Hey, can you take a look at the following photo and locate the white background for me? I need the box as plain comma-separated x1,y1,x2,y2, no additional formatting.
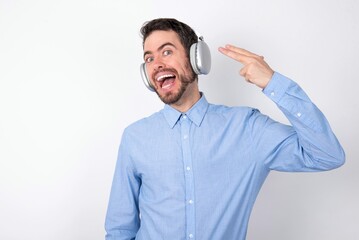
1,0,358,239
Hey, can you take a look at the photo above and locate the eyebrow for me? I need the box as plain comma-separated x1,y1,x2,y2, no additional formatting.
143,42,177,59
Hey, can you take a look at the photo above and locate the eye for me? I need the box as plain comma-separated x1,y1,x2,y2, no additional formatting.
145,56,154,63
163,50,172,56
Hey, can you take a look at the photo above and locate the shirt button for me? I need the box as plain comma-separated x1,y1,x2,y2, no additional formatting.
186,166,191,171
183,115,187,119
183,135,188,140
188,199,193,204
189,234,194,239
296,112,302,117
270,91,275,96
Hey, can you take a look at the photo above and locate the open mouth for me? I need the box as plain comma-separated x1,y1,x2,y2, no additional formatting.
156,73,176,90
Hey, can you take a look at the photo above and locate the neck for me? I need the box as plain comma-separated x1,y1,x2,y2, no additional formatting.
170,83,201,113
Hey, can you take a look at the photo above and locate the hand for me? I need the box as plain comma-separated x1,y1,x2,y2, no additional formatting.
218,44,274,89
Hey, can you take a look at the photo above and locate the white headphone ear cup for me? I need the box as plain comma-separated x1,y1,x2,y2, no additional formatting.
140,63,155,92
190,43,201,75
190,41,211,75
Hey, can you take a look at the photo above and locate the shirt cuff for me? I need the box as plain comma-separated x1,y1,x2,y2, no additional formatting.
262,72,292,104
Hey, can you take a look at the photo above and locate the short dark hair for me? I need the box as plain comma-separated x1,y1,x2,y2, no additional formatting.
140,18,198,58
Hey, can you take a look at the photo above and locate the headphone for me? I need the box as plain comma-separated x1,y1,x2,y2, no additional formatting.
140,36,211,92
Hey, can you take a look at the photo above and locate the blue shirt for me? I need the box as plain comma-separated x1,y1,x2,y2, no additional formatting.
105,72,345,240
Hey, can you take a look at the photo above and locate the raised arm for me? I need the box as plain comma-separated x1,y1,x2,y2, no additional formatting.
218,44,345,171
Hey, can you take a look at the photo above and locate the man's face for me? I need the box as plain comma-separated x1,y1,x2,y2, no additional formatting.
143,30,196,105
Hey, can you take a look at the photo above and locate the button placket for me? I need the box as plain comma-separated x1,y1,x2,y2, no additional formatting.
180,114,196,239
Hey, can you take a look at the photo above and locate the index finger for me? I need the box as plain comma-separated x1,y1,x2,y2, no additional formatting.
224,44,260,58
218,46,253,65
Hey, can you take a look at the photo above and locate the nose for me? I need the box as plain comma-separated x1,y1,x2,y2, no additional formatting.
153,57,165,72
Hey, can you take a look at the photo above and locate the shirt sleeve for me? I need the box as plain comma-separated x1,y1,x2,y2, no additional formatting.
250,72,345,172
105,129,141,240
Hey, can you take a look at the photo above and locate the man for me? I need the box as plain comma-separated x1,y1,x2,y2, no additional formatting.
105,18,345,240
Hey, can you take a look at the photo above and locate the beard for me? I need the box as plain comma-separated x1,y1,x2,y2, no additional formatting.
154,62,196,105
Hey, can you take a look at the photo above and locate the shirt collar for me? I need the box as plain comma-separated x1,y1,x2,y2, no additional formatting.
162,93,209,129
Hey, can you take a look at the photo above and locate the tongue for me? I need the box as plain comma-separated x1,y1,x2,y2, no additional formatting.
162,78,175,89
